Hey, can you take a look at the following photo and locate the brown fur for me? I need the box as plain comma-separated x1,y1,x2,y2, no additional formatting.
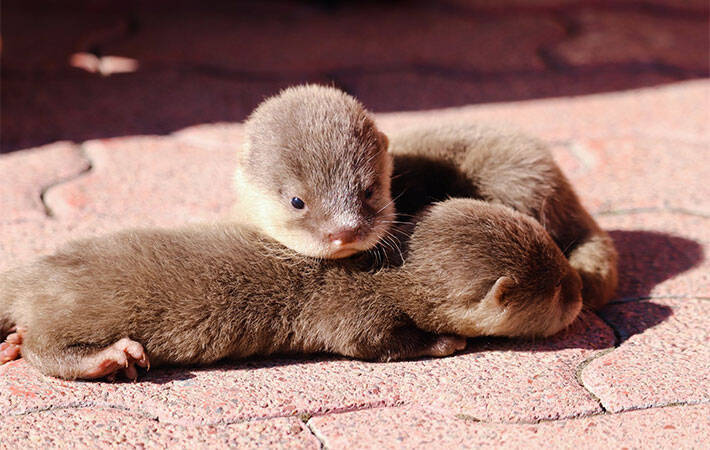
231,86,616,309
0,199,581,380
233,85,395,259
389,124,618,310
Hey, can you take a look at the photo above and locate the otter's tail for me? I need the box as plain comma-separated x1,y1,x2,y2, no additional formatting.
539,171,619,311
566,228,618,311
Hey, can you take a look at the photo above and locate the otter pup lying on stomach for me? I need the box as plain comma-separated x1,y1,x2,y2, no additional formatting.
0,199,581,380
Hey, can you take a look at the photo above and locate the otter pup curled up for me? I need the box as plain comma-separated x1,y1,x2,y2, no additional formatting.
0,199,581,380
232,85,617,310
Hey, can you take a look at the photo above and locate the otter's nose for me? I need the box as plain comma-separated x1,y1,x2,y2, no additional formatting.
328,228,360,246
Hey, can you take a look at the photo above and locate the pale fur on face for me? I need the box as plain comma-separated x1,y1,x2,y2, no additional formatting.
232,85,396,258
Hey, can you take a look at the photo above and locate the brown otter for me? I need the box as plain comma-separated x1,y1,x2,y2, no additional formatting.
231,86,617,310
388,124,618,310
0,199,582,380
232,84,395,259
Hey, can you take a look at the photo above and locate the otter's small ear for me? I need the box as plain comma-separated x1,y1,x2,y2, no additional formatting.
377,131,389,152
481,276,515,306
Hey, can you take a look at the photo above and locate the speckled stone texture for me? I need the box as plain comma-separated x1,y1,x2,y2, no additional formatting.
309,404,710,449
1,0,708,446
0,408,318,449
584,297,710,412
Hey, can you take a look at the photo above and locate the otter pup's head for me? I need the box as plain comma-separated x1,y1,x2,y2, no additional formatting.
407,199,583,338
234,84,394,258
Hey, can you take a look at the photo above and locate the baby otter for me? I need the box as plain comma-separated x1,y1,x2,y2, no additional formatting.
388,124,618,311
233,84,395,259
0,199,582,380
232,86,617,309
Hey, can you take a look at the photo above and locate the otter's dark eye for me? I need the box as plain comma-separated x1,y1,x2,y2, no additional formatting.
364,187,374,200
291,197,305,209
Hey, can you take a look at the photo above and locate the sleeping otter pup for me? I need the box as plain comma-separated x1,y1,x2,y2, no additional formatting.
232,85,616,310
388,124,618,310
0,199,582,380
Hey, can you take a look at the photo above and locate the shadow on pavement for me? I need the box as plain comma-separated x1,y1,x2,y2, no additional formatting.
608,230,704,301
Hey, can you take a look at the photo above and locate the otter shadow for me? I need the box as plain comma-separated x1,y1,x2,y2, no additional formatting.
594,229,704,344
606,229,704,301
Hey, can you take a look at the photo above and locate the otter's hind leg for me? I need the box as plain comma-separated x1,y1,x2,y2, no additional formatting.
0,326,25,364
21,334,150,381
357,325,467,362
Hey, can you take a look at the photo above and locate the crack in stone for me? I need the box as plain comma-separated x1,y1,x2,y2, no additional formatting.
304,418,327,450
575,346,616,414
39,143,94,218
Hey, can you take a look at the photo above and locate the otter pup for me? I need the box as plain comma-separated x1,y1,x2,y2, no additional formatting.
232,85,395,259
0,199,582,380
388,124,618,310
232,86,616,310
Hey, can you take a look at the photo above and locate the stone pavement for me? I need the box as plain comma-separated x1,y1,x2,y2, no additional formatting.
1,0,708,448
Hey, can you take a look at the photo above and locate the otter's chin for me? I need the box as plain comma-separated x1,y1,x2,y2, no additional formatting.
329,247,361,259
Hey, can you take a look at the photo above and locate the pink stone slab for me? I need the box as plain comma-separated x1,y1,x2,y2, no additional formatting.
584,297,710,412
43,135,240,225
0,312,613,426
375,79,709,144
310,403,710,449
0,407,318,449
340,70,678,113
0,142,88,223
548,137,710,214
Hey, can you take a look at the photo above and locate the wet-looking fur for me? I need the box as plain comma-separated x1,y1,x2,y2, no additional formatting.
0,199,581,380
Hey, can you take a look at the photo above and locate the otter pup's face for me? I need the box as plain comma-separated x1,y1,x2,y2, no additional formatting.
234,85,395,258
408,199,583,338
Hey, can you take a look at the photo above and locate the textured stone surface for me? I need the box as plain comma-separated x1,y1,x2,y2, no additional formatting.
0,407,318,449
550,138,710,214
43,135,240,225
310,404,710,449
0,311,612,425
584,297,710,412
0,142,88,223
340,71,679,113
375,80,709,144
